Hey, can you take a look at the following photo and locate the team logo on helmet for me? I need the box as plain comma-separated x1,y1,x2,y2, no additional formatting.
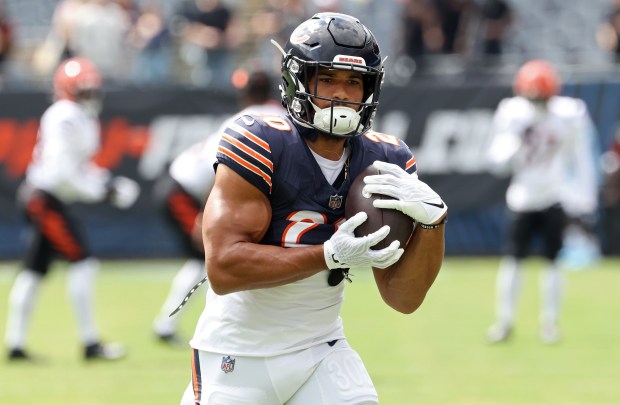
333,55,366,65
221,355,236,373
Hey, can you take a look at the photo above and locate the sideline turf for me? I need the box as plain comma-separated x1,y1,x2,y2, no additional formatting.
0,257,618,405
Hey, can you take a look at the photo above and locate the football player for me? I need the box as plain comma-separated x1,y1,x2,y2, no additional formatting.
151,70,285,346
4,57,140,361
180,13,448,404
486,59,599,344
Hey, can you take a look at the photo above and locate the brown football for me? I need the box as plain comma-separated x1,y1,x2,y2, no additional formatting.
345,164,414,250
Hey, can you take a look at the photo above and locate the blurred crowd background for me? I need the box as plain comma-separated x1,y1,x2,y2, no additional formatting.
1,0,620,90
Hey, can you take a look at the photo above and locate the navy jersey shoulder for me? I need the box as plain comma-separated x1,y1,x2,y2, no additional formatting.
216,112,294,196
216,117,416,248
349,130,417,179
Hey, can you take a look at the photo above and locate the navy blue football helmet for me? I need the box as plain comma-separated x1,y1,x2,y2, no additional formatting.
276,13,384,138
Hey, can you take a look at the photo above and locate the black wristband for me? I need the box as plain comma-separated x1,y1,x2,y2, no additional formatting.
417,216,448,230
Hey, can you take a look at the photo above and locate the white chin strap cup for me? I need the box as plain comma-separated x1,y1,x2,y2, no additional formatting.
79,99,102,116
313,105,361,136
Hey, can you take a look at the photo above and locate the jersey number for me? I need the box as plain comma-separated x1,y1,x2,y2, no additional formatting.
364,131,400,146
282,211,345,247
258,115,292,132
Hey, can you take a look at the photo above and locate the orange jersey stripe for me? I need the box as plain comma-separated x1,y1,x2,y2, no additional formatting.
221,134,274,172
218,145,272,191
229,122,271,152
405,157,416,170
43,211,82,260
27,196,83,260
191,349,201,404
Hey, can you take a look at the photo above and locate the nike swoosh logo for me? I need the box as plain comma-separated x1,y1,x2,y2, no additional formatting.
331,254,341,264
422,201,445,209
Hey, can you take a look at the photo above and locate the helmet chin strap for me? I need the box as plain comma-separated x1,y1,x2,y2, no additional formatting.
310,101,362,136
79,99,102,116
531,100,549,124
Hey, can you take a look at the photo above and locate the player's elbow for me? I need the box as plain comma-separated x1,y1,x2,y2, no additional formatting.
205,270,236,295
397,299,425,315
204,257,239,295
205,277,225,295
205,257,239,295
385,294,426,314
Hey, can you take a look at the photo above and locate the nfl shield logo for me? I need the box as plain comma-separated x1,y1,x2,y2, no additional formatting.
221,355,235,373
328,194,343,210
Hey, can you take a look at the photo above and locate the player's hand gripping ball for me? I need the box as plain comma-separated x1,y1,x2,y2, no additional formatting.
345,164,414,250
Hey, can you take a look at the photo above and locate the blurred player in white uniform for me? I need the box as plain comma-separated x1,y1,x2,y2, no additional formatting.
486,60,599,344
152,71,285,346
4,57,140,361
180,13,448,405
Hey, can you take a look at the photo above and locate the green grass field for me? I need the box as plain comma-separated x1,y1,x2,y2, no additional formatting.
0,257,618,405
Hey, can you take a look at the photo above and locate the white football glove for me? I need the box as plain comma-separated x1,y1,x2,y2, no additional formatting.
363,161,447,225
108,176,140,209
324,212,404,270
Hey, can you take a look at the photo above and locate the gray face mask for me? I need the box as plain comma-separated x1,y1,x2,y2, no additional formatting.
529,98,549,123
79,98,102,116
75,87,102,116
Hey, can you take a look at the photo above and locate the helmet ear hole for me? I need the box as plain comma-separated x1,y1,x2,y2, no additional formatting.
281,70,296,100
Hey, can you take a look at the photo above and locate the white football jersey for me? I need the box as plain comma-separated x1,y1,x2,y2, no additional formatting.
26,100,110,203
169,103,285,202
487,96,598,215
190,271,346,357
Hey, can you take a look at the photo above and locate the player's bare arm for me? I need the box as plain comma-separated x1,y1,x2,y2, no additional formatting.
203,164,326,295
363,161,448,314
372,212,446,314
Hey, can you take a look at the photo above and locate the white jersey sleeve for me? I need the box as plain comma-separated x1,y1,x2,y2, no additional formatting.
486,97,532,176
169,135,219,201
26,100,110,203
553,97,599,216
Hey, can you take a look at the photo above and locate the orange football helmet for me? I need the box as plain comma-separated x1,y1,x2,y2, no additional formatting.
53,57,102,102
513,60,560,101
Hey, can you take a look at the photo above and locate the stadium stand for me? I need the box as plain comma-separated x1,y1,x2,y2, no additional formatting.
0,0,617,90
